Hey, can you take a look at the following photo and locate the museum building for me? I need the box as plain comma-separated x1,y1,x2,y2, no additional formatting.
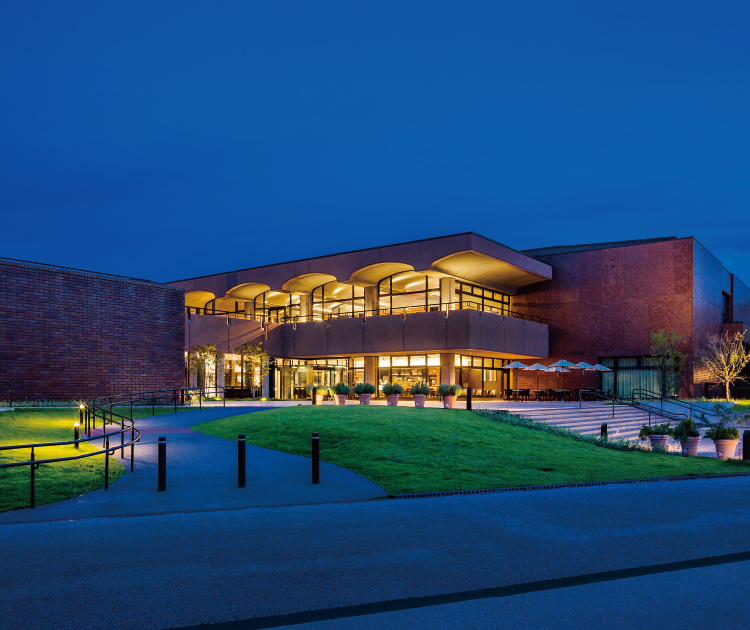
168,233,750,400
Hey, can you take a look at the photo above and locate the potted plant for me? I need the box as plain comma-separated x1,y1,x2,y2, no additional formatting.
333,382,351,406
672,417,701,456
638,423,673,450
353,382,376,405
409,382,430,407
382,383,404,406
702,407,743,459
437,384,463,409
306,384,327,405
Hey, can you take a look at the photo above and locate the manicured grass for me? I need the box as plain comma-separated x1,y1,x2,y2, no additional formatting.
191,406,750,495
0,407,190,512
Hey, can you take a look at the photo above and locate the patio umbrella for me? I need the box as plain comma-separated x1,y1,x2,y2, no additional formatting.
502,361,529,391
546,366,570,389
548,359,578,368
522,363,550,391
590,364,613,394
574,362,598,389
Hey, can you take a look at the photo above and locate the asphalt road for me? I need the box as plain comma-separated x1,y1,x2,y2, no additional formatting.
1,475,749,629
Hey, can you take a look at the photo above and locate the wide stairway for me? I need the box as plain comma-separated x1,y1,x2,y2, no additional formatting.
511,403,659,442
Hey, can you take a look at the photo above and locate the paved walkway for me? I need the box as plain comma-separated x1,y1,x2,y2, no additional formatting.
0,407,386,524
1,476,749,629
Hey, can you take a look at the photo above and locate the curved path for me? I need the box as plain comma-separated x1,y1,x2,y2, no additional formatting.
0,406,387,524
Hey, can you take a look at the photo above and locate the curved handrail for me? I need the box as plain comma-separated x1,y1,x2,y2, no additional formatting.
0,386,223,509
584,389,687,423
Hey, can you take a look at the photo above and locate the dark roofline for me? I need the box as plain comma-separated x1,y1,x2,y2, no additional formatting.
0,255,157,285
521,236,680,258
168,232,538,283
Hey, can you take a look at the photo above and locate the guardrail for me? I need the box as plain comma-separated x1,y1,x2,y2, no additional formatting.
0,386,222,509
631,388,722,419
186,302,547,325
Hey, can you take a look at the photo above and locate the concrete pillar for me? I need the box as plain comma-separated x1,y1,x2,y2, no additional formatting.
440,353,456,385
364,356,378,386
440,277,456,310
364,286,378,314
262,370,270,398
244,300,255,319
299,294,312,319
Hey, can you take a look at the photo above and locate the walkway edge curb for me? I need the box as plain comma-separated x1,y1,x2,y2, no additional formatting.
389,471,750,499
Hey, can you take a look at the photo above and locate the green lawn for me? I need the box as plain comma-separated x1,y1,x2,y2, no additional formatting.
0,407,190,512
191,406,750,495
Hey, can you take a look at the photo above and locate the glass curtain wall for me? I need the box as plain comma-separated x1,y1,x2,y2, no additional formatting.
456,282,511,315
378,273,441,314
378,354,441,396
455,355,510,397
600,357,677,398
253,291,301,323
312,283,365,320
276,358,349,399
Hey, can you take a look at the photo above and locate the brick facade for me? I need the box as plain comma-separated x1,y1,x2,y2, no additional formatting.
0,260,185,401
513,239,697,395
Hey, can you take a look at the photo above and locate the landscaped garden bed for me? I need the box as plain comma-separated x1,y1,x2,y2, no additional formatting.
192,406,750,495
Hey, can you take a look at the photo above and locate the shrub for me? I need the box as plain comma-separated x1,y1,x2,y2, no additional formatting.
382,383,404,395
354,382,376,395
305,384,328,397
333,382,351,395
672,418,700,441
409,382,430,396
705,425,740,441
437,384,463,397
638,423,673,441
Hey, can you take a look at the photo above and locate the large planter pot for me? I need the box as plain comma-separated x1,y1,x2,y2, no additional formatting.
358,393,372,405
713,439,739,459
680,436,701,456
385,394,400,406
312,394,324,405
442,395,456,409
647,434,670,449
336,394,347,406
413,394,426,408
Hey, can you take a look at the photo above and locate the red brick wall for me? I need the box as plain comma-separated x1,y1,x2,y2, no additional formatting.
513,239,696,395
0,260,185,401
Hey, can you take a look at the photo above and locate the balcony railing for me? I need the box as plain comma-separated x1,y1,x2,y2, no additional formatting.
186,301,547,325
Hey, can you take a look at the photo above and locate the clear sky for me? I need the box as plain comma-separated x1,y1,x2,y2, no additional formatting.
1,1,748,283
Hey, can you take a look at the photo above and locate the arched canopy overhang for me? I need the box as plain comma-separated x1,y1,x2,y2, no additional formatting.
430,251,549,294
185,290,215,308
347,262,414,287
225,282,271,301
282,273,337,294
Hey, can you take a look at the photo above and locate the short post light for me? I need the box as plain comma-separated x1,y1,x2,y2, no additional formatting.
79,403,84,429
74,423,80,449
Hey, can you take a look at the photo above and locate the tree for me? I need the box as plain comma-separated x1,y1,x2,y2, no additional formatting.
699,330,750,401
189,342,222,392
649,329,687,397
236,340,270,398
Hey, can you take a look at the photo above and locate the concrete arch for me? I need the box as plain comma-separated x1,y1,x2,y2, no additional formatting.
225,282,271,301
185,290,215,308
348,262,414,287
282,273,337,294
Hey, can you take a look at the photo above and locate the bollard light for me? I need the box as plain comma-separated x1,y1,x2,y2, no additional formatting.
79,403,84,428
74,423,80,448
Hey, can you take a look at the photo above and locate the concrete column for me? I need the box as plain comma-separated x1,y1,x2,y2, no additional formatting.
440,277,456,310
440,353,456,385
262,371,270,398
364,286,378,314
299,294,312,319
244,301,255,319
364,355,378,386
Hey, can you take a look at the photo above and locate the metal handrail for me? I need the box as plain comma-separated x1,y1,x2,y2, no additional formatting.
631,388,722,419
0,386,223,509
186,302,548,325
0,381,12,407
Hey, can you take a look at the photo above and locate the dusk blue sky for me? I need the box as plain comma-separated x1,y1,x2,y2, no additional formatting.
1,1,748,283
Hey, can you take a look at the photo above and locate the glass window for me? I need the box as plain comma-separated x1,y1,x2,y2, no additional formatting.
472,357,482,367
427,354,440,366
353,357,364,368
455,355,461,366
462,356,471,367
391,355,408,367
618,358,637,367
379,356,391,368
410,355,426,366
